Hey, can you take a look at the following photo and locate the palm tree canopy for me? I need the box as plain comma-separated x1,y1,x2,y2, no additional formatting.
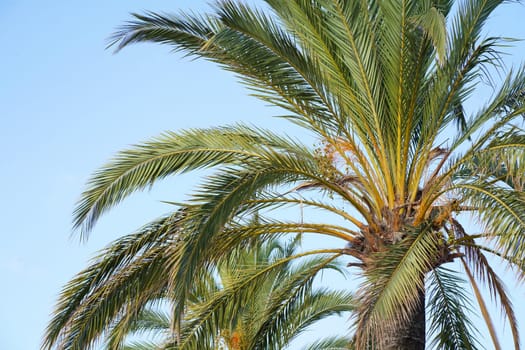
103,236,354,350
45,0,525,349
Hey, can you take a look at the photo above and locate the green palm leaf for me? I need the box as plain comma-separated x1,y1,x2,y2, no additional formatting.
427,267,480,350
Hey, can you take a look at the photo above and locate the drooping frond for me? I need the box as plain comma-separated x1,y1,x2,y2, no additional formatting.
456,180,525,261
73,125,313,236
427,266,480,350
354,223,440,348
43,213,184,350
460,246,520,349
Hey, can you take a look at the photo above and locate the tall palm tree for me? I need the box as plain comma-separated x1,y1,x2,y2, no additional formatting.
102,236,353,350
45,0,525,349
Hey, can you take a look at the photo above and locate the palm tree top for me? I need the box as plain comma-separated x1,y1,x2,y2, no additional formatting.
45,1,525,349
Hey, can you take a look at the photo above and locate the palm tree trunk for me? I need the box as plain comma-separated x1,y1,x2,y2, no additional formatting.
386,287,426,350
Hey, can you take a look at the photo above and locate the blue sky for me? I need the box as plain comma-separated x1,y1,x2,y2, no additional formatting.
1,1,525,349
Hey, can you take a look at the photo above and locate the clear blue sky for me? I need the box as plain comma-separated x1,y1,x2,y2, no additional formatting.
1,1,524,349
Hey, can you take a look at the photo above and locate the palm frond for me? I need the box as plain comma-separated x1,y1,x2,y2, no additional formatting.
43,214,182,350
455,180,525,261
73,124,311,236
106,307,171,350
427,266,480,350
121,340,163,350
177,253,342,349
301,335,354,350
354,224,439,348
260,289,354,350
458,241,520,349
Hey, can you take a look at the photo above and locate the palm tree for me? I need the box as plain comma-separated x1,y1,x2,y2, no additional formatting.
44,211,353,350
102,236,353,350
45,0,525,349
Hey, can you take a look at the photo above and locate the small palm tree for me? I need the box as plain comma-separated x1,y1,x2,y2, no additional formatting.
102,236,353,350
44,211,353,350
45,0,525,349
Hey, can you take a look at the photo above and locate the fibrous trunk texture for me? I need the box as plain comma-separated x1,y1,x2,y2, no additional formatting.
386,287,426,350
